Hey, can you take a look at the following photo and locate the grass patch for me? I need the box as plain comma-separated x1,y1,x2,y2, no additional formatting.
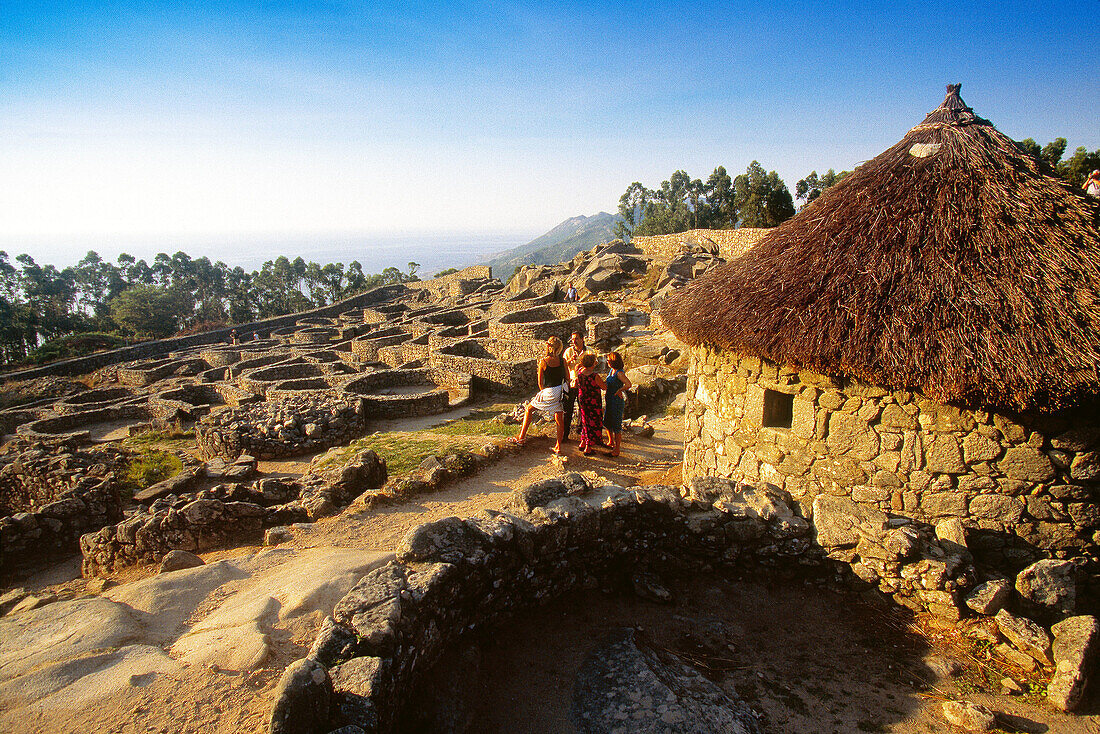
122,425,196,453
426,414,519,438
125,425,195,445
120,449,183,496
316,407,522,477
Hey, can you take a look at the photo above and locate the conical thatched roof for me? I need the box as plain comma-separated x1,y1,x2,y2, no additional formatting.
661,85,1100,414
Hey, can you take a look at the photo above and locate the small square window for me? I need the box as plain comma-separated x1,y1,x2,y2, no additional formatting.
763,389,794,429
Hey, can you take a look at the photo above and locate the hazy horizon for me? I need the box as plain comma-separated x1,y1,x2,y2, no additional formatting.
2,2,1097,266
0,227,550,273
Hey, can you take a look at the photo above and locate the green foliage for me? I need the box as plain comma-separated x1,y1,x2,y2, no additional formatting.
1017,136,1100,187
615,162,794,239
0,245,427,368
315,407,516,477
29,332,126,364
121,449,183,495
109,285,189,339
123,425,195,447
426,413,519,437
733,161,796,228
433,267,460,278
795,168,850,207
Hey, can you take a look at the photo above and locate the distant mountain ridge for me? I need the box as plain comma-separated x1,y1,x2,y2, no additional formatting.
486,212,621,278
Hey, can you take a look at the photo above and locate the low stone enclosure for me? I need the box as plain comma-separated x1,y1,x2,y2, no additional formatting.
1,263,665,573
682,349,1100,581
0,442,127,563
268,474,1097,733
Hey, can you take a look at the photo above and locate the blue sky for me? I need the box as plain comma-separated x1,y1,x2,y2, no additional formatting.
1,1,1097,264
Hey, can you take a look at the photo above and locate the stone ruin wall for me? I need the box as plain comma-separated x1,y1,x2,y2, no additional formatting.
269,473,1004,733
403,265,494,299
631,228,768,264
196,393,369,461
682,345,1100,572
0,283,408,384
1,444,126,566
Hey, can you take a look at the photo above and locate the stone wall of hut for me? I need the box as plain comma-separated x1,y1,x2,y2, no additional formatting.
682,345,1100,570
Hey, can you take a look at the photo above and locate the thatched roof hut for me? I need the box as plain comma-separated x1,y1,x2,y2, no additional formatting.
661,85,1100,414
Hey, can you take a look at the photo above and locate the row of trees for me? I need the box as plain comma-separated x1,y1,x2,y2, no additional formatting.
1016,138,1100,187
0,250,420,366
613,134,1100,242
613,162,850,240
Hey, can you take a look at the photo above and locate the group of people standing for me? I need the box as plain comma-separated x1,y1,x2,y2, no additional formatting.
511,331,632,457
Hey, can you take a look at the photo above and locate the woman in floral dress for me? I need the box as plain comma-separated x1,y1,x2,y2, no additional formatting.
574,351,605,455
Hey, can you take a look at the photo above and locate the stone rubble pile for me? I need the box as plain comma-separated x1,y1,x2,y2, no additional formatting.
196,393,368,461
79,449,387,575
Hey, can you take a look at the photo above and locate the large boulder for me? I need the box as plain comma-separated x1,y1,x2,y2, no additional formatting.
269,658,333,734
812,495,887,549
571,629,762,734
1047,615,1098,712
1015,559,1076,616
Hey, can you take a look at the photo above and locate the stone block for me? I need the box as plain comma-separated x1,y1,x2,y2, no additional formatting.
995,609,1052,665
811,455,867,494
925,434,965,474
962,432,1002,463
997,447,1055,483
921,492,967,518
826,412,879,460
965,579,1011,616
968,495,1023,525
880,404,918,430
812,495,886,548
1070,451,1100,481
1048,615,1099,712
790,396,816,439
270,658,333,734
1015,559,1076,615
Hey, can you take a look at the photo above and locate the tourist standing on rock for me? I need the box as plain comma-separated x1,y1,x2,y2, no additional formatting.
562,331,585,441
574,351,606,455
565,282,578,301
603,351,631,458
510,336,566,454
1086,170,1100,199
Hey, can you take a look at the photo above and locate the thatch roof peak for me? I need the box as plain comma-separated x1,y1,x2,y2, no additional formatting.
660,86,1100,414
918,83,990,127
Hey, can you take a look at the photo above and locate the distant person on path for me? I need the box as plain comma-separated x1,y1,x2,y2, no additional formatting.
510,336,566,454
1086,170,1100,199
561,331,585,440
230,329,238,345
574,351,606,455
565,283,578,302
602,351,632,458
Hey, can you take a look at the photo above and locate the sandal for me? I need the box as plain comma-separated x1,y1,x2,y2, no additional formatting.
508,437,525,446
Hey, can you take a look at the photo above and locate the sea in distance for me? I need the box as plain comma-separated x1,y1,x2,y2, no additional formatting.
2,230,538,279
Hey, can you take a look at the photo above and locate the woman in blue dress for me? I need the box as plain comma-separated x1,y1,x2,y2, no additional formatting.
602,351,632,457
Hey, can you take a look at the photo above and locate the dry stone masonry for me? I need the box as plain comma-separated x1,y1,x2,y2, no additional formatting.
683,348,1100,577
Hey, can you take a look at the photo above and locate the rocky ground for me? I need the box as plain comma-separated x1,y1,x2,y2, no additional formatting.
2,411,1097,733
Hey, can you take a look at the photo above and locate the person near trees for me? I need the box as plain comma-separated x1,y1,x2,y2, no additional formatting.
602,351,632,457
1086,170,1100,199
510,336,566,454
574,351,606,455
561,331,585,440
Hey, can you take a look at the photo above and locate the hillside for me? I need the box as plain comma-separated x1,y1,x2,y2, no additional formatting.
486,212,621,278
